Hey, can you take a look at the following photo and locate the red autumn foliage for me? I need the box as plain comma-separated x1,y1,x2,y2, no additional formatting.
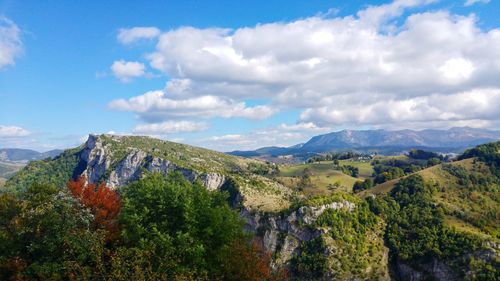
223,238,288,281
68,176,121,240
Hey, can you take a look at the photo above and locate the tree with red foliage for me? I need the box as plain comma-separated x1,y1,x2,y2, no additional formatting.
68,176,121,240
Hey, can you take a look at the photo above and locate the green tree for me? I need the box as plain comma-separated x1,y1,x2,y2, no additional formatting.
119,172,246,279
0,183,108,280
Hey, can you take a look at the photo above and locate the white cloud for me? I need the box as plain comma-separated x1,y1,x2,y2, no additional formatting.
111,0,500,132
464,0,490,7
209,134,243,141
278,122,331,132
109,90,276,121
0,125,31,138
118,27,160,44
133,121,208,134
0,17,22,69
439,57,475,84
111,60,145,82
200,122,329,151
300,88,500,127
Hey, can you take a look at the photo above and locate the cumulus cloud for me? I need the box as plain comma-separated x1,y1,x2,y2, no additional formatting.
111,60,146,82
0,125,31,138
300,88,500,127
109,90,276,121
0,125,37,149
133,120,208,134
0,17,22,69
278,122,331,132
464,0,490,7
118,27,161,44
111,0,500,136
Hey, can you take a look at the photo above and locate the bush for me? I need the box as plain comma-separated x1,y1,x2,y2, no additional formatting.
353,178,373,192
291,238,328,279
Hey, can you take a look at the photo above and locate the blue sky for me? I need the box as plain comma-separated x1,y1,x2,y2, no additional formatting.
1,0,499,151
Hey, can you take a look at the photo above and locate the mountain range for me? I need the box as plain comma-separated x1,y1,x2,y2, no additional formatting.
0,148,63,163
0,148,63,185
229,127,500,159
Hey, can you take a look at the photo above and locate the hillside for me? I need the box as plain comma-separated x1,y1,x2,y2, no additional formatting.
361,158,499,236
5,134,292,212
275,160,373,196
0,161,25,179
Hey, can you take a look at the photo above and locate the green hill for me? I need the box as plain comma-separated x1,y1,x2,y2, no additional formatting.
360,158,499,239
5,134,292,212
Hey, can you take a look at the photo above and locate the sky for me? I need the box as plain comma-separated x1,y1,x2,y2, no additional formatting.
0,0,499,152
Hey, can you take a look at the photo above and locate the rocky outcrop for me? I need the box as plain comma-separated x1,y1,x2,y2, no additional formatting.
107,149,147,188
81,134,111,183
242,200,356,268
199,173,226,191
396,259,460,281
80,135,227,190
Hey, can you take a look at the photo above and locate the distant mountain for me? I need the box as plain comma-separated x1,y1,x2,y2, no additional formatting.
0,148,63,163
229,127,500,159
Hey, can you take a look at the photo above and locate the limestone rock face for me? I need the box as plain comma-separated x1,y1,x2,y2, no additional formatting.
81,134,111,184
107,149,147,188
199,173,226,191
241,200,356,268
397,259,460,281
79,135,226,190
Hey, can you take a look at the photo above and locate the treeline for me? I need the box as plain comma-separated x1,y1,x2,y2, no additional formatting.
371,150,446,184
459,141,500,177
247,162,280,176
0,173,286,281
334,164,359,178
307,151,371,163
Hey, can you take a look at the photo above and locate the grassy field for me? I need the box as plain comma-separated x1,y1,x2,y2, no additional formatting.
277,161,373,196
338,159,373,178
358,158,472,198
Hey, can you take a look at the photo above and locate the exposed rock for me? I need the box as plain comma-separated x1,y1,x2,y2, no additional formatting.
199,173,226,191
297,201,355,225
107,149,147,188
79,136,227,191
397,259,460,281
81,134,111,183
242,200,356,269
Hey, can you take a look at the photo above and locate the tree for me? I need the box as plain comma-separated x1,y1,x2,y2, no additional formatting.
353,178,373,192
0,183,108,280
119,172,249,279
68,176,121,240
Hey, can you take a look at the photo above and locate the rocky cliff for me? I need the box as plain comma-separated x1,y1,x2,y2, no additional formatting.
78,135,227,190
